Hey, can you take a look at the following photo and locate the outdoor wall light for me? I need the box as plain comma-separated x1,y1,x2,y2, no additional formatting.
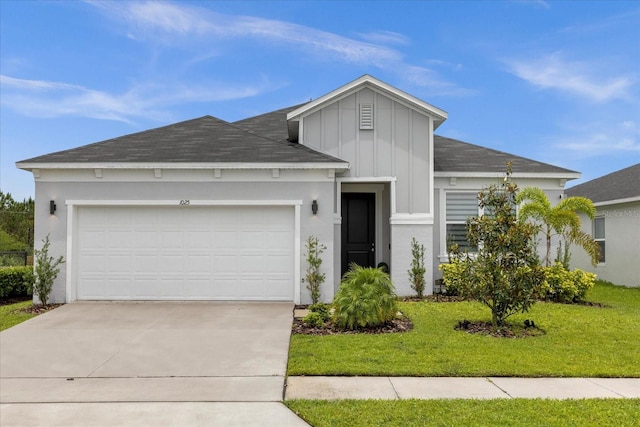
50,200,57,215
312,200,318,215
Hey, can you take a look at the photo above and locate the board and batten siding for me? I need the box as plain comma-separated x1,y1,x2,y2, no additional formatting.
302,88,432,215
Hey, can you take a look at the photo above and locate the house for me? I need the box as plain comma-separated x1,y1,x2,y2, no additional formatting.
565,163,640,287
17,75,579,304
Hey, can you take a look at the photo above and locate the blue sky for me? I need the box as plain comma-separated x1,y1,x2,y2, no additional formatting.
1,0,638,200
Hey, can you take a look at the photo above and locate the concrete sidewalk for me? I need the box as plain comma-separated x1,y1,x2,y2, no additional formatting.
285,376,640,400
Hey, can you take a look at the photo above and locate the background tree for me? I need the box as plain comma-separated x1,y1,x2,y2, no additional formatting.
0,191,34,251
516,187,599,266
447,165,545,327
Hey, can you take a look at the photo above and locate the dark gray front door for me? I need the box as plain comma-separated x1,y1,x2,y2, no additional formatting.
341,193,375,275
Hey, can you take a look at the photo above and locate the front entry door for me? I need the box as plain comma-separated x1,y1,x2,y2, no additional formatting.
341,193,375,275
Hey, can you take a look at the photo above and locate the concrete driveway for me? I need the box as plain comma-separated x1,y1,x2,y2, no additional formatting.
0,302,308,426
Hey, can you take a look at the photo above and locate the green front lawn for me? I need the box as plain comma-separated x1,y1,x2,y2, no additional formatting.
286,398,640,427
0,300,36,331
288,282,640,377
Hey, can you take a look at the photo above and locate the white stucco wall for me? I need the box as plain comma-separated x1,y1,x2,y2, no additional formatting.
32,168,337,303
390,223,434,296
571,201,640,287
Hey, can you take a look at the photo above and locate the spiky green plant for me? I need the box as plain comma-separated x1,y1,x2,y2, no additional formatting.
516,187,599,266
333,265,397,330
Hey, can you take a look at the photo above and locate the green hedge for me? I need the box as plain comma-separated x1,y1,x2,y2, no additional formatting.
0,266,33,299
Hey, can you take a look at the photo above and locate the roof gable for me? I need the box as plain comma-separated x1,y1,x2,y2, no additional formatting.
565,163,640,203
286,75,448,142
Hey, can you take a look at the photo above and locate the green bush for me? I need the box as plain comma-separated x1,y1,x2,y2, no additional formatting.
308,302,331,322
333,265,398,330
33,235,64,305
408,237,426,298
439,261,465,296
542,262,596,303
303,311,326,328
0,266,33,299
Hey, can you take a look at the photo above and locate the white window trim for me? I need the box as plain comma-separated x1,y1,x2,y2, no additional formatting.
593,216,605,265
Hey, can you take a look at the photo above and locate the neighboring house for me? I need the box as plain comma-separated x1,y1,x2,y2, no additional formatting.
17,75,579,304
565,163,640,288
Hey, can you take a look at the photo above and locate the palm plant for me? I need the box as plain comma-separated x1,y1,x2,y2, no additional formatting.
333,265,397,330
516,187,599,266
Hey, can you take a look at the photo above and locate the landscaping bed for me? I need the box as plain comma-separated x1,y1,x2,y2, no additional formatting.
288,282,640,377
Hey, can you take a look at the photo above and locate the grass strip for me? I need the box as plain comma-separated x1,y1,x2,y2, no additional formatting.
286,398,640,427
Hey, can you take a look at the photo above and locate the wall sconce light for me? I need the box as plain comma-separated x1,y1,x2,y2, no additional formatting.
312,200,318,215
50,200,57,215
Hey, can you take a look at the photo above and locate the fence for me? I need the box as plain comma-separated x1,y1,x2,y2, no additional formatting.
0,251,29,267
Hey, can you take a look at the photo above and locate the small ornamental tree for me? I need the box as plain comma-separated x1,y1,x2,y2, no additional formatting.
449,164,545,327
302,235,326,304
408,237,426,298
516,187,599,267
33,235,64,305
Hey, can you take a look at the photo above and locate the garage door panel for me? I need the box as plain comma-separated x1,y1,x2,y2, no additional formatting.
76,205,294,300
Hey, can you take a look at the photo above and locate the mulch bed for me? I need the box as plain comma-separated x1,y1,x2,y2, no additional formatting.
292,316,413,335
17,304,63,314
455,320,545,338
402,294,465,303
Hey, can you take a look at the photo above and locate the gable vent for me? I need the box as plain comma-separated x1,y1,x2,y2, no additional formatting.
359,103,374,130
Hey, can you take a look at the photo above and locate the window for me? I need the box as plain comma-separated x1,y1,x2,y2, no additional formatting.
593,216,605,263
446,192,479,251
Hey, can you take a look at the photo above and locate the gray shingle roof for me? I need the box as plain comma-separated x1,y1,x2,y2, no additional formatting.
565,163,640,203
18,102,577,177
434,135,577,174
19,114,345,164
233,104,305,142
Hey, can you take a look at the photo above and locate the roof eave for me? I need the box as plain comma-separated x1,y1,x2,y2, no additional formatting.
434,171,581,180
16,161,350,172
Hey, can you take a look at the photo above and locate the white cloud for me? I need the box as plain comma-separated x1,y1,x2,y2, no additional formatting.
357,31,411,46
506,52,635,103
510,0,551,9
552,120,640,158
89,1,468,95
0,74,277,123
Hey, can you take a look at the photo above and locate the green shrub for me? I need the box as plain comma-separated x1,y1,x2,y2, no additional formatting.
303,236,326,304
439,261,465,296
33,235,64,305
0,266,33,299
447,165,545,327
303,311,326,328
408,237,426,298
542,262,596,303
308,302,331,322
333,265,398,330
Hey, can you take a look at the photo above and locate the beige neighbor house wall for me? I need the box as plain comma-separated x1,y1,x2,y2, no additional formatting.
571,201,640,288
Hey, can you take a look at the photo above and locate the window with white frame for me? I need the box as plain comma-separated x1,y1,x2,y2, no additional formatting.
446,192,480,252
593,216,605,264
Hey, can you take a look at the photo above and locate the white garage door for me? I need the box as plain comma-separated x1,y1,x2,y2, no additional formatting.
76,205,294,300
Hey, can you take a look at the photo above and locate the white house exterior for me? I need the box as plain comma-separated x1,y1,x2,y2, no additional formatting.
565,163,640,288
17,75,580,304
